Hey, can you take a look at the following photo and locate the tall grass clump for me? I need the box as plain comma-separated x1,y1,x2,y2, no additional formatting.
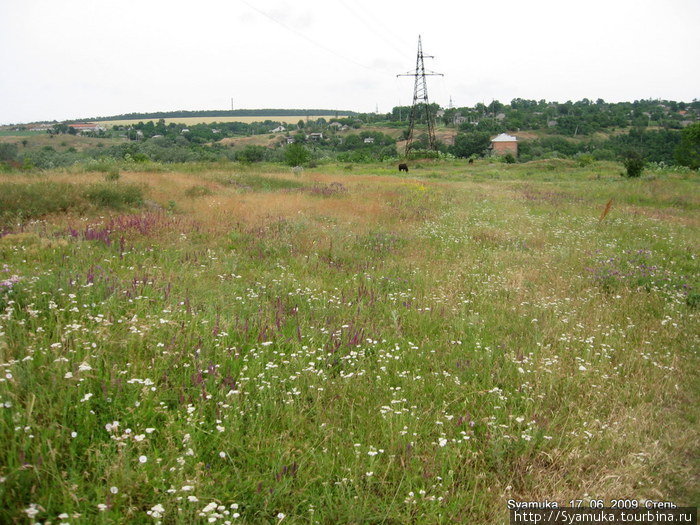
81,182,144,208
0,181,143,226
0,182,82,223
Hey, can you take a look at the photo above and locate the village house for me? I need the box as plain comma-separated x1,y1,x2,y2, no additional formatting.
307,132,323,141
269,125,286,133
453,113,468,125
29,124,53,132
490,133,518,157
68,122,105,133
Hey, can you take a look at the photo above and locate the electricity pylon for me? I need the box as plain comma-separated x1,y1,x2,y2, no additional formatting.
397,35,443,155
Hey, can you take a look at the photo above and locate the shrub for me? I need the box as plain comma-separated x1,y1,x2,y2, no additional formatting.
503,153,516,164
621,151,645,178
236,145,268,163
0,143,18,163
575,153,595,167
284,143,310,167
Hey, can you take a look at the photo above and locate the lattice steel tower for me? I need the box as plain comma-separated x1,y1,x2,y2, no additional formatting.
397,35,443,155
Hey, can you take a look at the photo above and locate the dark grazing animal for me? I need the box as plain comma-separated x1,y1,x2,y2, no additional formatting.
468,158,474,164
398,163,409,173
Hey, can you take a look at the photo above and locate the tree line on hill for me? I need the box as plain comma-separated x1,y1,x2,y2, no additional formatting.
382,98,700,134
1,99,698,171
70,109,356,123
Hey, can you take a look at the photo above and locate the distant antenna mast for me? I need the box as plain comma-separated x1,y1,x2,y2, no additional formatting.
397,35,443,155
231,98,234,111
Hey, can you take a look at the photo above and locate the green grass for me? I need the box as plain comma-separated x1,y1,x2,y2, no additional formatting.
217,173,307,192
0,160,698,523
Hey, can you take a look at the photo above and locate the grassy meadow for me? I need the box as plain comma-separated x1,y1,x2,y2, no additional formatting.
0,160,698,523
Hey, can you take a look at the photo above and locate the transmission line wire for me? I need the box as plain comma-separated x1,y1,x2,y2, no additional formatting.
238,0,385,74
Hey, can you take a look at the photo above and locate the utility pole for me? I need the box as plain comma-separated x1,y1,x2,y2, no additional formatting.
397,35,443,155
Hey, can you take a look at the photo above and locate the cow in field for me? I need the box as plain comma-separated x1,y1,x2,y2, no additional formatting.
398,163,409,173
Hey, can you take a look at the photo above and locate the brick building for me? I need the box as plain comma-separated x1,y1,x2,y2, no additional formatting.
490,133,518,157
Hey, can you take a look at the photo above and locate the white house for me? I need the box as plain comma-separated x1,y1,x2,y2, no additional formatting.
269,125,286,133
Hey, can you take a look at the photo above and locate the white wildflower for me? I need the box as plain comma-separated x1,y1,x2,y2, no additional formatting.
24,504,41,519
202,502,218,513
147,503,165,518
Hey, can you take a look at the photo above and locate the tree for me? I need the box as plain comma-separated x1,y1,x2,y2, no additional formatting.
450,132,491,158
487,100,504,115
284,142,310,166
675,122,700,169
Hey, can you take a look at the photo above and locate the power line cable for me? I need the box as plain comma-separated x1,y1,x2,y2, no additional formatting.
337,0,410,61
346,0,414,57
238,0,383,74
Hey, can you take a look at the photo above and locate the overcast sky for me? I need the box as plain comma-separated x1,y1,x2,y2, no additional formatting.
1,0,698,124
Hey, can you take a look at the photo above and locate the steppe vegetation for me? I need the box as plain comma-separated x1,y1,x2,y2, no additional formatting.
0,159,698,523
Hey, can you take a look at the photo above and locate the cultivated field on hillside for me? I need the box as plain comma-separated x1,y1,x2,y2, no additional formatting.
0,161,698,523
98,116,346,127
